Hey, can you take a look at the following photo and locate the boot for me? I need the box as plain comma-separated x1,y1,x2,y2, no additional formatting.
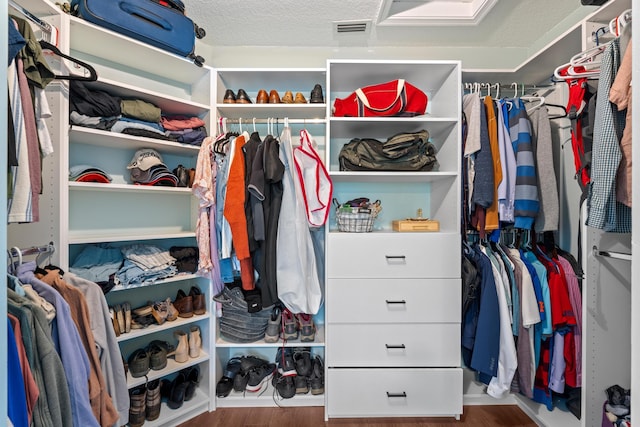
174,330,189,363
189,325,201,358
145,379,161,421
128,385,146,427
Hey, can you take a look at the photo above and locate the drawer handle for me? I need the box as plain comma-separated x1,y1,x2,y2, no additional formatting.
385,255,406,260
386,392,407,398
385,299,407,304
385,344,406,349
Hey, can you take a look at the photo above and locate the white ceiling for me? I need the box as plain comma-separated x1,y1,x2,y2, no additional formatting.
187,0,597,49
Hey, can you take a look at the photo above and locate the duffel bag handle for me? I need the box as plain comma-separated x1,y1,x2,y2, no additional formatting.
354,79,405,112
120,2,173,30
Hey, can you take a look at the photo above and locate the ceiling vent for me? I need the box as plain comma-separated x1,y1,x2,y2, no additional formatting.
333,20,372,36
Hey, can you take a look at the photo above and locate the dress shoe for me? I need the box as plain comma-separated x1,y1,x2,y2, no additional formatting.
223,89,236,104
294,92,307,104
269,89,281,104
173,289,193,318
310,83,324,103
281,90,294,103
236,88,252,104
256,89,268,104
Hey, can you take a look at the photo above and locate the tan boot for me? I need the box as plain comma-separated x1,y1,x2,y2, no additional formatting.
174,330,189,363
189,326,201,358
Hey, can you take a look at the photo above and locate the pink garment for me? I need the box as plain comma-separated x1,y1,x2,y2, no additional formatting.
609,40,632,207
161,115,206,131
9,313,40,424
192,136,216,275
16,56,41,221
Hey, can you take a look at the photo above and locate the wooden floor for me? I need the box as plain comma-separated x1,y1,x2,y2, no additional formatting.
178,405,537,427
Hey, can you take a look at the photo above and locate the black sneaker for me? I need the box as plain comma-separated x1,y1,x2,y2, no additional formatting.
232,370,249,393
272,372,296,399
309,355,324,395
295,375,309,394
293,347,312,377
246,363,276,392
276,347,297,377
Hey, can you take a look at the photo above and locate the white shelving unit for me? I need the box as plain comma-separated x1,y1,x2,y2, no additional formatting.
213,68,327,409
325,59,463,420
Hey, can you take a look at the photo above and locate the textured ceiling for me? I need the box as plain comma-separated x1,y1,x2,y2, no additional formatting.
187,0,594,49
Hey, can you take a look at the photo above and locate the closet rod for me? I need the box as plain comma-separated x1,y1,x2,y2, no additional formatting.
592,246,631,261
8,0,52,33
10,242,55,257
220,118,326,124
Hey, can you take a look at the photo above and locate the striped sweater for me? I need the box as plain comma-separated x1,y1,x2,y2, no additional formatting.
507,99,539,229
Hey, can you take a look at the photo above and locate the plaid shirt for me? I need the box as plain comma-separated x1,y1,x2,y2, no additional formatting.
586,39,632,232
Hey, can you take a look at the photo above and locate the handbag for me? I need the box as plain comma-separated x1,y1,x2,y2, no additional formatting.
293,129,333,227
338,130,439,172
332,79,428,117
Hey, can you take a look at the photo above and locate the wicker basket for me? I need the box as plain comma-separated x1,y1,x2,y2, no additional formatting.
334,199,382,232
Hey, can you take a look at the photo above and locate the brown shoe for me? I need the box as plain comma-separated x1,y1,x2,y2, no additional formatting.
256,89,268,104
269,89,281,104
173,289,193,318
281,90,294,103
188,168,195,188
110,307,121,337
294,92,307,104
189,286,206,315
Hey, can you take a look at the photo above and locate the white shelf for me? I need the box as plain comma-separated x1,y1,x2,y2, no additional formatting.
329,116,458,123
109,273,201,293
69,126,202,154
68,181,192,195
216,381,325,408
127,350,210,388
69,230,196,244
145,388,209,427
217,325,326,348
328,171,458,183
216,103,327,120
68,15,209,86
118,313,210,343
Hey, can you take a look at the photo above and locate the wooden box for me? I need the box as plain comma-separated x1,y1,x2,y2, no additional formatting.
392,219,440,232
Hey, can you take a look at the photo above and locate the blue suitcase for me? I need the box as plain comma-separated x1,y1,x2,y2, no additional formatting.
71,0,205,66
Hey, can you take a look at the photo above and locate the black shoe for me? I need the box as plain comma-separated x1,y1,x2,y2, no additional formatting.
216,357,241,397
295,375,309,394
246,362,276,392
236,88,252,104
276,347,297,377
172,165,189,187
310,84,324,103
309,355,324,395
223,89,236,104
183,365,200,401
293,347,312,377
273,372,296,399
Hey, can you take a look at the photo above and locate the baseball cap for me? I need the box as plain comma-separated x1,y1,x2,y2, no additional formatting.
76,172,111,183
69,164,112,182
127,148,164,171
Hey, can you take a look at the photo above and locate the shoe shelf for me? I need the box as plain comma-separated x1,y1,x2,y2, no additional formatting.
68,230,196,245
216,383,325,409
145,388,209,427
69,126,202,155
216,104,327,120
215,325,326,348
117,313,211,343
127,350,210,389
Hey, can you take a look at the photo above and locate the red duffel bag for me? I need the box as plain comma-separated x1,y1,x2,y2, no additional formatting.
332,79,428,117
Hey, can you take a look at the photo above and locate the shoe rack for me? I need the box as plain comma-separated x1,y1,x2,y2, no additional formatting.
213,68,328,408
324,60,463,420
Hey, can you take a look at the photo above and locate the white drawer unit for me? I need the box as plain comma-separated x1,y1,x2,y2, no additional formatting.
325,60,462,420
327,278,460,323
327,323,460,367
327,368,463,418
326,232,461,279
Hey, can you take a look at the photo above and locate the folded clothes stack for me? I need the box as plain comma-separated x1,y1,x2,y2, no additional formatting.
69,164,112,183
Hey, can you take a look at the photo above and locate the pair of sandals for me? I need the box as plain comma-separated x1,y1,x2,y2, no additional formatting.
128,340,175,378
